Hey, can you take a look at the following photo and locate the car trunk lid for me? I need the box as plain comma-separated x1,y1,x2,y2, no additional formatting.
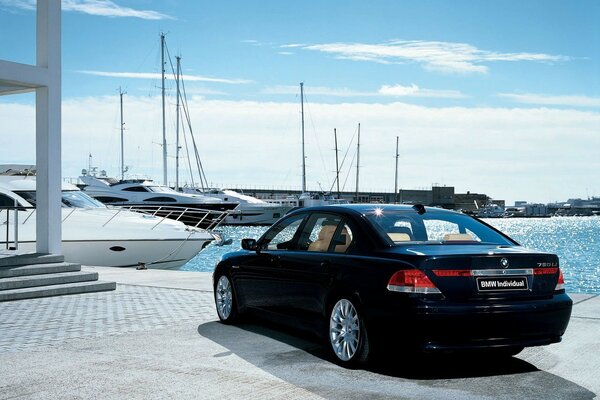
407,245,561,300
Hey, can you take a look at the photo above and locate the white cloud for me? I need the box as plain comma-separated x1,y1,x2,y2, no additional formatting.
299,40,569,74
378,84,466,99
0,0,34,11
2,96,599,205
263,85,371,97
1,0,173,19
77,70,252,84
280,44,306,49
378,84,420,96
263,84,465,99
499,93,600,108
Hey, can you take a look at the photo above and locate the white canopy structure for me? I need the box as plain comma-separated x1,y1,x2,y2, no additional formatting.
0,0,62,254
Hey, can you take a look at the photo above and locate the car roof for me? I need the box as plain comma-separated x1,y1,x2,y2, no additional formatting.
287,203,460,217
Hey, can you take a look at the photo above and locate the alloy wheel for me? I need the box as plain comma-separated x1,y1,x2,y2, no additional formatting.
215,275,233,321
329,298,361,362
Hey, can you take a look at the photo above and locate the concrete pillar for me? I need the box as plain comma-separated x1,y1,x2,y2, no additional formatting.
35,0,61,254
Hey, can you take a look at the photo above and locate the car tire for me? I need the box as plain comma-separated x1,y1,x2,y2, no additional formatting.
499,346,524,357
214,274,238,324
328,297,370,367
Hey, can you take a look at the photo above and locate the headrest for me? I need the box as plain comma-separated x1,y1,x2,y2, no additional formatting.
443,233,475,241
388,233,411,242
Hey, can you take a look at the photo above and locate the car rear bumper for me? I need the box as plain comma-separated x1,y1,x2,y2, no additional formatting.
366,292,573,352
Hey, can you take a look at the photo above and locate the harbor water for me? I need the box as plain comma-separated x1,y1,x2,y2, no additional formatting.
182,216,600,294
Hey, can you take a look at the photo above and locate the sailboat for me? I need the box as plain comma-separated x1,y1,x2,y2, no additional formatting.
78,35,239,229
289,82,350,208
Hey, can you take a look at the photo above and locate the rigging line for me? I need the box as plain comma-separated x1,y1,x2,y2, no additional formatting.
328,126,358,192
341,149,357,192
165,43,207,190
303,91,330,190
180,75,209,189
337,125,358,178
180,117,196,188
181,80,207,189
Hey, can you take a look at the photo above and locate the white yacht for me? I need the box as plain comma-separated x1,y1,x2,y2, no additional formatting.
0,174,215,269
183,188,292,225
78,171,238,229
474,202,508,218
265,192,350,209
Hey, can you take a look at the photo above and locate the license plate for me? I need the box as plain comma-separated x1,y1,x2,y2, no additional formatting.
476,276,528,291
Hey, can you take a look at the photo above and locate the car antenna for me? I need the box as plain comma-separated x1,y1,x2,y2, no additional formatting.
412,204,426,215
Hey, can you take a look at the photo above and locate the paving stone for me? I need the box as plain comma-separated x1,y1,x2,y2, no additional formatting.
0,284,216,352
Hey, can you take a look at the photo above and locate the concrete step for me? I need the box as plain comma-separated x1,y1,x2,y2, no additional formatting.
0,253,64,267
0,280,117,302
0,262,81,278
0,271,99,291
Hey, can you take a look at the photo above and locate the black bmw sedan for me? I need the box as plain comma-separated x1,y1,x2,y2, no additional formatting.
213,204,572,367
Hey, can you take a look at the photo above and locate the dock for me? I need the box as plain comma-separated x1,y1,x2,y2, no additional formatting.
0,266,598,400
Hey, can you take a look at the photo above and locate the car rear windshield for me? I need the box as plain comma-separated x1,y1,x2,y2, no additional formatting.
365,208,514,245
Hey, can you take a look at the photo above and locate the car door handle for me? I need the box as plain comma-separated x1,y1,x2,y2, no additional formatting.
320,260,331,268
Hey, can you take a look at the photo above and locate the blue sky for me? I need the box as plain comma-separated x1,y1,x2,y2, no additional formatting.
1,0,599,204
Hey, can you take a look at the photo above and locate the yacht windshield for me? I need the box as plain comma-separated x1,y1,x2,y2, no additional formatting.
62,191,105,208
147,186,176,194
365,208,514,245
14,190,106,208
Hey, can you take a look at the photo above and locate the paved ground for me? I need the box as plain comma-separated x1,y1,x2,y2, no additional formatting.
0,266,598,400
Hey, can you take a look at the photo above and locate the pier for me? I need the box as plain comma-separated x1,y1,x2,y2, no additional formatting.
0,266,598,399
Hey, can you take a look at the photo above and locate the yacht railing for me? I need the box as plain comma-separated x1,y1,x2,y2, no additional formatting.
1,204,222,249
1,205,31,250
111,205,229,231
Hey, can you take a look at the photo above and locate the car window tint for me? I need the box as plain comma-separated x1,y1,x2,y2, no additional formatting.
423,220,459,241
424,220,481,242
262,214,305,250
366,209,512,245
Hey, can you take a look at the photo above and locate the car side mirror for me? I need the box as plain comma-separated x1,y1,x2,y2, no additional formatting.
241,238,258,251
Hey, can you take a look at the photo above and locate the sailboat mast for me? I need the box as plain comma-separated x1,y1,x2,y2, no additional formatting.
119,87,125,180
300,82,306,193
161,33,167,186
334,128,340,198
394,136,399,203
175,56,181,191
355,122,360,201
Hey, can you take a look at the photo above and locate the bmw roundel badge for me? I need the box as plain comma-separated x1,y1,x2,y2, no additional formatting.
500,258,509,269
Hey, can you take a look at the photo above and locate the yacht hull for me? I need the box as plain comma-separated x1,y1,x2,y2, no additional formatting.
225,205,291,225
14,238,210,269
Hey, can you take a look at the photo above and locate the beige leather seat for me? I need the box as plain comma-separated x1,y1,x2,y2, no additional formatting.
334,227,352,253
308,225,337,252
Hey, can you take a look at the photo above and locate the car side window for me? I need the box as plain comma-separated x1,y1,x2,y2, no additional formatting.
306,216,341,252
261,214,305,250
294,213,353,253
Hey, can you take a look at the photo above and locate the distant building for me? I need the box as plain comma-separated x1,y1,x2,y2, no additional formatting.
524,203,548,217
454,191,490,212
239,185,457,208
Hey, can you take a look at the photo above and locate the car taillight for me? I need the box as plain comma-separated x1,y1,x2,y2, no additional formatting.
387,270,441,294
555,269,565,291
